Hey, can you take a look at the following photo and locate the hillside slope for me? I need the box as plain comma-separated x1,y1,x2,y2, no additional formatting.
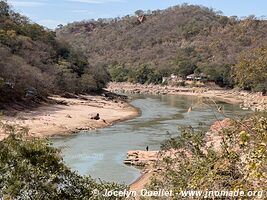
0,1,109,106
57,4,267,87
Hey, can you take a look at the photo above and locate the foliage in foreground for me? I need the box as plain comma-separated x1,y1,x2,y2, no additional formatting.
149,113,267,199
0,124,125,200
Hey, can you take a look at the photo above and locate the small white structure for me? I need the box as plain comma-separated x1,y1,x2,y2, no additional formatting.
186,73,207,81
162,74,184,84
186,74,196,80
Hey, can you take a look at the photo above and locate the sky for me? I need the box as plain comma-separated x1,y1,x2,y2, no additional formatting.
7,0,267,29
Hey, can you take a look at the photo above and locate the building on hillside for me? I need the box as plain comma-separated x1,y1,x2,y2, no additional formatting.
186,73,207,81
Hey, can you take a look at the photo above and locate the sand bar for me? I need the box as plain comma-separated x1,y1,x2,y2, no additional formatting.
0,95,139,140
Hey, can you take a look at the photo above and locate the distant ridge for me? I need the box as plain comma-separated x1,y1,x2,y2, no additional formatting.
57,4,267,71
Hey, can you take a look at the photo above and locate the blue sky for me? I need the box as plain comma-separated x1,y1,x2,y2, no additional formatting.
8,0,267,29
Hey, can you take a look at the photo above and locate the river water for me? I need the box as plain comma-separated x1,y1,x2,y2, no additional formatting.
52,94,249,185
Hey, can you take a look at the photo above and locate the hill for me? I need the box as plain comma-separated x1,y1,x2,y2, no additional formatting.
0,0,110,106
57,4,267,88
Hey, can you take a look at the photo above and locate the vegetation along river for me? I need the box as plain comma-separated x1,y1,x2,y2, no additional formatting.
52,94,250,185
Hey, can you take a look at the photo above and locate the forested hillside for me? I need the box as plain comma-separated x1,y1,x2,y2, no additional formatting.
0,0,110,105
57,4,267,89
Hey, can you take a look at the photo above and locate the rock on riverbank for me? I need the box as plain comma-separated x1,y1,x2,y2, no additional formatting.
124,150,160,166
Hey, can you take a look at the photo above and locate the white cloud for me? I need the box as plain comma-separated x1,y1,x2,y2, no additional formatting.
9,1,46,7
69,0,126,4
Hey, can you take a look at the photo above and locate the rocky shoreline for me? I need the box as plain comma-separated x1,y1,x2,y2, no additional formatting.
124,150,160,166
127,118,236,191
108,82,267,111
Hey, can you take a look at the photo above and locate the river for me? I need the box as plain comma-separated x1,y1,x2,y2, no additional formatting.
52,94,249,185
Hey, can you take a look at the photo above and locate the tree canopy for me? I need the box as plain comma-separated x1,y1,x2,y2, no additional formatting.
0,0,110,106
233,47,267,92
149,113,267,199
0,123,124,199
57,4,267,88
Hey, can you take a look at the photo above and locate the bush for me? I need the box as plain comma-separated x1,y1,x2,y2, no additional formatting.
149,113,267,199
0,123,125,199
109,65,129,82
0,1,110,104
233,48,267,91
80,73,98,92
253,82,267,93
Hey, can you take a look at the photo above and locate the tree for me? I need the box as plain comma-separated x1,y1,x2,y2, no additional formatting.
134,65,156,84
80,73,97,92
202,64,233,87
0,0,9,17
149,113,267,199
0,1,111,105
135,10,144,16
176,60,197,78
0,123,125,199
233,48,267,91
109,65,129,82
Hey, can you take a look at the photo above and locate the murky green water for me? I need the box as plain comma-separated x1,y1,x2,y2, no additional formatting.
52,94,249,185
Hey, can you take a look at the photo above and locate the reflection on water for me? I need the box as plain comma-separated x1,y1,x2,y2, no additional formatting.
52,94,250,185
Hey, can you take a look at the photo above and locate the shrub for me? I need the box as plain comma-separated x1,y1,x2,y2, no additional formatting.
233,48,267,92
0,123,125,199
149,113,267,199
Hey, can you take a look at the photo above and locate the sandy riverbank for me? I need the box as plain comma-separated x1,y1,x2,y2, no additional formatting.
0,94,139,140
108,82,267,111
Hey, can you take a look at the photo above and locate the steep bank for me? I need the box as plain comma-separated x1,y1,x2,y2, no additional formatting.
108,82,267,111
0,95,139,140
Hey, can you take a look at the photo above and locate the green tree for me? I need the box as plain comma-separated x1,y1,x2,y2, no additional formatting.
233,48,267,91
0,123,125,199
134,65,157,84
149,113,267,199
175,60,197,78
202,64,233,87
109,65,129,82
135,10,144,16
0,0,9,17
80,73,98,92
